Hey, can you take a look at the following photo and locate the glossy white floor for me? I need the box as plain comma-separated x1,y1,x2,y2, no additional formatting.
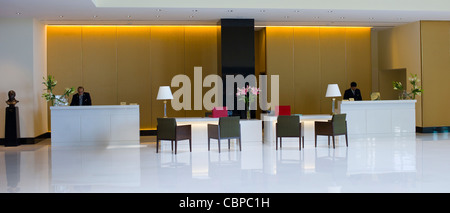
0,132,449,193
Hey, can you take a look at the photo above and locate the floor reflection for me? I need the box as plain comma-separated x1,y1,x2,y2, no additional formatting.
1,133,450,192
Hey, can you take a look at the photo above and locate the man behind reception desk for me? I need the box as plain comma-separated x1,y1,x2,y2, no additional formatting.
343,82,362,101
70,86,92,106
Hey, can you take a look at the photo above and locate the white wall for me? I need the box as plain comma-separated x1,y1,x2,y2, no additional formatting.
0,18,48,138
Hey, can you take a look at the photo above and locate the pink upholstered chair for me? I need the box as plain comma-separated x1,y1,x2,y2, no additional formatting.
212,107,228,118
275,105,291,116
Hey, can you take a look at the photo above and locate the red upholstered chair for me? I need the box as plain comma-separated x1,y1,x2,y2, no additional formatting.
212,107,228,118
275,105,291,116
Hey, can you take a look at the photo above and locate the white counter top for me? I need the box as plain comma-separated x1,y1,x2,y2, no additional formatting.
50,105,139,110
339,100,416,105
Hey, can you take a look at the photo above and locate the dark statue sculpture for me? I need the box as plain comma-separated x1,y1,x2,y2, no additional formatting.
6,90,19,108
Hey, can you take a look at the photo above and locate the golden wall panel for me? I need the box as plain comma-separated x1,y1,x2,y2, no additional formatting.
420,21,450,127
47,26,83,95
117,27,152,129
293,27,321,114
319,28,347,114
377,22,422,126
48,26,219,130
266,27,371,115
150,27,186,128
184,27,218,118
266,27,295,110
81,26,118,105
345,28,372,101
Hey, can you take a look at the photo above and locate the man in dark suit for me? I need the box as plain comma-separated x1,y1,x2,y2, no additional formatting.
343,82,362,101
70,86,92,106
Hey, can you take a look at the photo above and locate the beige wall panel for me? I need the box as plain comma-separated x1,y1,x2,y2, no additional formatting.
47,26,82,95
81,27,118,105
379,69,406,100
293,27,321,114
345,28,372,100
47,26,82,130
421,21,450,127
377,22,422,126
266,27,295,110
117,27,152,129
184,27,218,117
319,28,347,114
150,27,186,128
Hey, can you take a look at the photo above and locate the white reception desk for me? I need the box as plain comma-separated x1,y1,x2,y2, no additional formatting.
50,105,140,146
337,100,416,134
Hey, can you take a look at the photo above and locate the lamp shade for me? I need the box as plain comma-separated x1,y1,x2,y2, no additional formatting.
156,86,173,100
325,84,341,97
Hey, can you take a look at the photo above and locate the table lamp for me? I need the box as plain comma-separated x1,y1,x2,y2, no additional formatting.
157,86,173,118
325,84,341,114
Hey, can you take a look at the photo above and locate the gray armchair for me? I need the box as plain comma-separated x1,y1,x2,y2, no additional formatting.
314,114,348,149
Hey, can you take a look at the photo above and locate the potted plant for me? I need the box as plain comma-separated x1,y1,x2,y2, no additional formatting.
392,74,423,100
42,75,75,106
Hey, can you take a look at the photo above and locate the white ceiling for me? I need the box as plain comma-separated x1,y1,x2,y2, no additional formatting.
1,0,450,28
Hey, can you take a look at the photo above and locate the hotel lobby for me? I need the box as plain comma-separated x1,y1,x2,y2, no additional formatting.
1,0,450,194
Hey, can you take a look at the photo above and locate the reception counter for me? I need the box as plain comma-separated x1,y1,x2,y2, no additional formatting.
50,105,140,146
337,100,416,134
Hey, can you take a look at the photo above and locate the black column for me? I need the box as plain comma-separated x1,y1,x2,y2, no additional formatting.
219,19,255,118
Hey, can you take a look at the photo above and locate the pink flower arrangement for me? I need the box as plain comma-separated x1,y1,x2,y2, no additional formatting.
236,85,261,105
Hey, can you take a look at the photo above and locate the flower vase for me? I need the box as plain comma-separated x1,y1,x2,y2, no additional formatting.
246,110,251,120
399,90,409,100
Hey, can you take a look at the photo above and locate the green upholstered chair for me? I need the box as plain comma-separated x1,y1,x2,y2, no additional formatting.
156,118,192,154
207,116,241,153
314,114,348,149
276,115,304,150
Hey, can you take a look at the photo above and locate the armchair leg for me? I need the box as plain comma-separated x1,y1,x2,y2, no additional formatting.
299,136,301,151
175,140,178,154
332,136,335,149
276,137,278,150
345,133,348,147
208,138,210,151
189,138,192,152
328,136,330,147
156,140,159,153
228,139,230,150
315,135,317,147
280,137,282,149
302,136,305,148
171,140,174,152
239,137,242,151
218,138,221,153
